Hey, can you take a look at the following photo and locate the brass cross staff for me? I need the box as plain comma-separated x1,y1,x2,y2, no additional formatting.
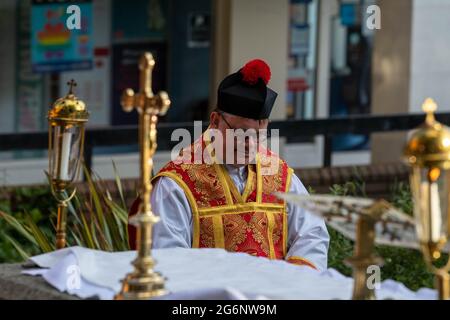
115,52,170,300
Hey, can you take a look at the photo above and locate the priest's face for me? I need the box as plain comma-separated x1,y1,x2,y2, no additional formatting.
210,110,269,167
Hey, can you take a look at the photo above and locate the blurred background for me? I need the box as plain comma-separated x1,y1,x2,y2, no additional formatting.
0,0,450,189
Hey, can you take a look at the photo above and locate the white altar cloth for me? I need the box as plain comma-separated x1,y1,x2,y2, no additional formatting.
22,246,436,300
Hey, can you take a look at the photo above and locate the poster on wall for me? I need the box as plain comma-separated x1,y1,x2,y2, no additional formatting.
111,42,167,126
59,0,112,127
112,0,167,43
290,25,309,56
187,13,210,48
340,3,359,27
31,0,93,73
290,0,310,56
16,0,45,134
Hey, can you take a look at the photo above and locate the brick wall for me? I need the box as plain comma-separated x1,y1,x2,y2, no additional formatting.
295,162,410,199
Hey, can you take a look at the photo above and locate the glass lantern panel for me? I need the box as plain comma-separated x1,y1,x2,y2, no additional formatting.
49,124,82,182
411,167,449,243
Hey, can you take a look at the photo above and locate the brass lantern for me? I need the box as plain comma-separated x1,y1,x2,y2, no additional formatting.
404,98,450,300
48,80,89,250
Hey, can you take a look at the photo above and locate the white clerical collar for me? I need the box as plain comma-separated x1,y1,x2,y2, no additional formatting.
224,164,247,179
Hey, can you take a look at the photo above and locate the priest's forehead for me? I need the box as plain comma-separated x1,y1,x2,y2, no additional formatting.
221,111,269,129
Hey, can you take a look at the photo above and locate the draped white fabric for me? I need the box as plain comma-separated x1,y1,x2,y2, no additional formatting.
23,246,436,300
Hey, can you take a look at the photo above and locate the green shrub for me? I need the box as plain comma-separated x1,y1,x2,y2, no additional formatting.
0,186,54,262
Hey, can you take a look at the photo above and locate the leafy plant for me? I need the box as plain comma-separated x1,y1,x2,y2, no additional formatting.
390,180,413,216
327,227,354,276
329,167,367,198
0,186,55,262
0,163,130,261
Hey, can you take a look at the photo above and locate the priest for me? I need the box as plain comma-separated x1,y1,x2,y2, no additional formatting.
129,59,330,271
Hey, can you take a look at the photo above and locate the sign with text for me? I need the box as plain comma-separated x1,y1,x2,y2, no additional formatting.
31,0,93,73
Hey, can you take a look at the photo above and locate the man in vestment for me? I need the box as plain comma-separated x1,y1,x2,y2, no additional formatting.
129,59,329,271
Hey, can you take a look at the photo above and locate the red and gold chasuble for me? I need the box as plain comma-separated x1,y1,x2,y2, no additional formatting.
128,133,317,268
154,149,291,259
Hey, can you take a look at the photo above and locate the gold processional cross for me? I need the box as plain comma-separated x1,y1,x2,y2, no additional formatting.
115,52,171,300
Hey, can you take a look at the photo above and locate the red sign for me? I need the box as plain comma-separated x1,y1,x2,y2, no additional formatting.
288,78,309,92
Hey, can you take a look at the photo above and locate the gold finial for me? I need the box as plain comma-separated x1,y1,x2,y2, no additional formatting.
422,98,437,124
48,78,88,122
67,79,77,95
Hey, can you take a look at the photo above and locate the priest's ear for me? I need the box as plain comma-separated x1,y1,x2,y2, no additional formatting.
210,108,221,128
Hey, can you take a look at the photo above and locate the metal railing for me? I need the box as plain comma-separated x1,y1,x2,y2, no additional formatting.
1,112,449,169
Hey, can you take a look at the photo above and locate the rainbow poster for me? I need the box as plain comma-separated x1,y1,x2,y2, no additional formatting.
31,0,93,73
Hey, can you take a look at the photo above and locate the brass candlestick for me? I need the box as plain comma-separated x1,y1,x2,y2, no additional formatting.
48,80,89,250
404,98,450,300
344,201,387,300
115,52,171,300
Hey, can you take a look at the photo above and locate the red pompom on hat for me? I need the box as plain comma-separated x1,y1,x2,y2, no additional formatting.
240,59,271,85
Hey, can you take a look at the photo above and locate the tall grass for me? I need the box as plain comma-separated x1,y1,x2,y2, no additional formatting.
0,163,131,260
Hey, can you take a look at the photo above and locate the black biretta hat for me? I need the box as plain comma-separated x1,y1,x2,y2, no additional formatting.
217,59,278,120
